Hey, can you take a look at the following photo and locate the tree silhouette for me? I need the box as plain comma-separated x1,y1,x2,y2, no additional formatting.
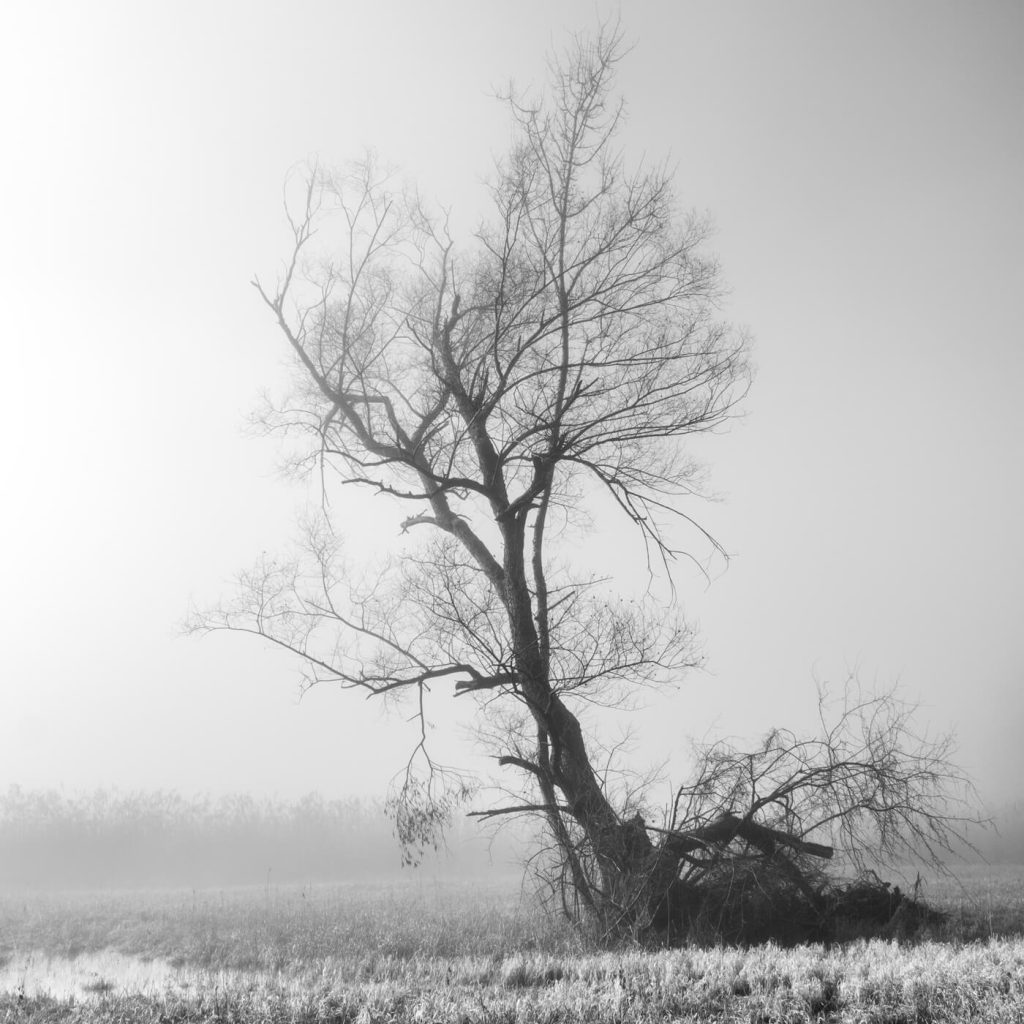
191,26,977,941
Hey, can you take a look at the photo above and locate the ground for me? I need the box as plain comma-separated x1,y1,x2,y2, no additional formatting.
1,866,1023,1022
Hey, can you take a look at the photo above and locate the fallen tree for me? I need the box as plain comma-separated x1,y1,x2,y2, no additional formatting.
514,684,974,942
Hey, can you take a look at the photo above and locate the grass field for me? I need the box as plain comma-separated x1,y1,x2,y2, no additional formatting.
2,866,1023,1022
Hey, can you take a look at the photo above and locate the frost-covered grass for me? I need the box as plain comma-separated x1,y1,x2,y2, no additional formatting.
3,941,1023,1022
2,868,1023,1022
0,877,576,969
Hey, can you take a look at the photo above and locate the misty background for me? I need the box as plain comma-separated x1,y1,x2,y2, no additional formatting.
0,785,1020,891
1,0,1021,886
0,787,527,888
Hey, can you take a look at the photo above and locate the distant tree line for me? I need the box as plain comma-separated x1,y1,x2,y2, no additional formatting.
2,784,1008,892
0,787,514,889
982,802,1024,865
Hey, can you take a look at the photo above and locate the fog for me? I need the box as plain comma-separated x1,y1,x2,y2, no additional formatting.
0,785,1019,895
0,787,526,890
1,0,1021,865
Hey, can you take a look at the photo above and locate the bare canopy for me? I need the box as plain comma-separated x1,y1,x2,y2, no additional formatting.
191,28,977,940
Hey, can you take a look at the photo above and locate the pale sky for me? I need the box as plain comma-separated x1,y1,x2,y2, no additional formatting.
1,2,1021,816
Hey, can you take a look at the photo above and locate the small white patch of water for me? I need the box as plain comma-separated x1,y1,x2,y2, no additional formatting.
0,950,183,1001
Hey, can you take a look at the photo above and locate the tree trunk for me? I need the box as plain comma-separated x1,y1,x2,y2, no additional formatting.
498,472,835,941
527,690,836,939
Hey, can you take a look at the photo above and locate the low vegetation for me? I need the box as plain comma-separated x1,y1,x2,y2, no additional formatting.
2,867,1023,1022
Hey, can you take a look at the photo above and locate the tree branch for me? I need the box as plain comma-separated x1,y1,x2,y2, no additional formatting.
468,803,574,820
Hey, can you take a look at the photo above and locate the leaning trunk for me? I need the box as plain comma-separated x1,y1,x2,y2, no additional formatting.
530,693,837,940
499,475,834,941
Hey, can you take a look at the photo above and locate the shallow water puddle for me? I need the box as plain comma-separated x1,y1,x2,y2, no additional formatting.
0,950,184,1000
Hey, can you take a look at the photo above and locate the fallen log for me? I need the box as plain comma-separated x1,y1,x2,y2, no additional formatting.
658,812,833,860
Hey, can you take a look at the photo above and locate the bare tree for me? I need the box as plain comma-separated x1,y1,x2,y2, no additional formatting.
190,27,977,939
